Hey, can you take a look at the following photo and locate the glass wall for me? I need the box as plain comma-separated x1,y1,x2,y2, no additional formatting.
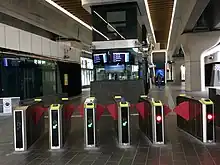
95,64,139,81
81,57,94,87
0,54,57,100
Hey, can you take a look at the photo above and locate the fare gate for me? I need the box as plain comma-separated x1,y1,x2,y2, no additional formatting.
138,96,165,144
49,97,76,150
175,95,215,143
200,98,215,143
14,99,47,152
49,104,63,150
113,96,131,146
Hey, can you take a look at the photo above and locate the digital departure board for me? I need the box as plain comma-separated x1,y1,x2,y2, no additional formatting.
112,53,129,63
93,53,107,65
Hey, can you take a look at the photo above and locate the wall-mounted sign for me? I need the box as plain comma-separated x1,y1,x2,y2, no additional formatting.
3,98,12,114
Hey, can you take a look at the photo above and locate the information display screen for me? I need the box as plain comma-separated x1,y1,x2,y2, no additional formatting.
112,52,129,63
86,108,94,145
93,53,107,65
15,111,23,148
104,65,125,72
51,111,59,147
121,107,129,143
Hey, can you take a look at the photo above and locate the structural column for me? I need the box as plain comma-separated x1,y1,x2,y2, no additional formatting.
173,57,184,85
180,32,220,91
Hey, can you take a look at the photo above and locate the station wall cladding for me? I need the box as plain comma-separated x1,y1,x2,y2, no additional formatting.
57,61,82,97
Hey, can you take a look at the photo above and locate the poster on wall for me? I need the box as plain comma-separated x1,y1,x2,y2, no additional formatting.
3,98,12,114
64,74,68,86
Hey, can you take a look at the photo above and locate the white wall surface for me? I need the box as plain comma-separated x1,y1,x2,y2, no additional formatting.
0,23,81,64
180,31,220,91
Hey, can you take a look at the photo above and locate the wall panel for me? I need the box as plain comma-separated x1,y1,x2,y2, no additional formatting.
31,34,42,55
20,30,31,53
0,24,5,48
42,38,51,56
5,25,19,50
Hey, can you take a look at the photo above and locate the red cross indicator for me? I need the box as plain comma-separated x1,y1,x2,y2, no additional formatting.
156,115,162,122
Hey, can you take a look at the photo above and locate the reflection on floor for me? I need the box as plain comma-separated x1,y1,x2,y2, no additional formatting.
0,85,220,165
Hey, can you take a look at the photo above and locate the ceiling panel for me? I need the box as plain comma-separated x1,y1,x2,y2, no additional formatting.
52,0,173,49
53,0,91,25
148,0,173,49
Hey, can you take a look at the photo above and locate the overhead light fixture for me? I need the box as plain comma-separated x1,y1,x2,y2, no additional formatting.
44,0,109,40
82,50,92,55
166,0,177,50
92,27,109,40
132,48,139,53
144,0,156,43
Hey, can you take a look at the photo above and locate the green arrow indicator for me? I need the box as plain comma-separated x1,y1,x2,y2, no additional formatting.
123,121,127,126
88,123,93,128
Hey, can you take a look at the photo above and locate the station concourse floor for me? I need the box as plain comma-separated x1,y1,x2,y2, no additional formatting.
1,84,220,165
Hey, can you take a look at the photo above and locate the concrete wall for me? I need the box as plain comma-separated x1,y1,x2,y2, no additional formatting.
173,57,184,84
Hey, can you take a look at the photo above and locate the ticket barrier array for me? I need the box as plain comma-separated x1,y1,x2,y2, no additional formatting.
113,96,131,146
49,98,75,150
14,99,48,151
136,95,165,144
175,95,215,143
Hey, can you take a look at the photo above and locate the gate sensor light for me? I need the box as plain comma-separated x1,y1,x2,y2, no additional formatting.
156,115,162,122
207,114,213,120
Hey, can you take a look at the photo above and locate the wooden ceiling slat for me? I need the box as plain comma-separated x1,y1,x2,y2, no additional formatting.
148,0,174,48
52,0,91,25
52,0,173,49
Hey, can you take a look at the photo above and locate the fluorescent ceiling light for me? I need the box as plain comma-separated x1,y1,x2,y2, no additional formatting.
92,27,109,40
166,0,177,50
144,0,156,43
44,0,109,40
82,50,92,55
132,48,139,53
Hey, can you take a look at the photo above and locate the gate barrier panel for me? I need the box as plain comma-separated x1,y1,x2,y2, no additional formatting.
14,99,47,152
175,95,215,143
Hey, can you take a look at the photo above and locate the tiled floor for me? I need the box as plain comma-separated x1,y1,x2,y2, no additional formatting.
0,84,220,165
